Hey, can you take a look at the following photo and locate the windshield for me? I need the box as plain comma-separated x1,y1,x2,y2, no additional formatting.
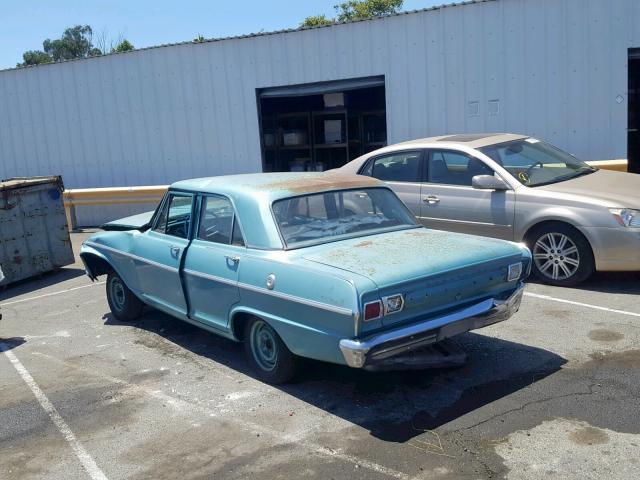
272,188,418,248
479,138,596,187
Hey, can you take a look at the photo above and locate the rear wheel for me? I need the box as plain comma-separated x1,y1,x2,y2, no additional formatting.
106,272,144,321
528,223,594,286
244,318,297,384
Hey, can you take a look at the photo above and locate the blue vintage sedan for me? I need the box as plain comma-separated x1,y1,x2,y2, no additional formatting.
80,172,531,383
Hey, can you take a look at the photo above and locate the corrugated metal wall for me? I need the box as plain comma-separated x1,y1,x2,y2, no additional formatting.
1,0,638,222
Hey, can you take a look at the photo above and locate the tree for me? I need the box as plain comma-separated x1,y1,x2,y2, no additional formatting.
301,14,334,27
19,50,53,67
43,25,98,61
113,39,134,53
301,0,403,28
17,25,101,66
334,0,403,21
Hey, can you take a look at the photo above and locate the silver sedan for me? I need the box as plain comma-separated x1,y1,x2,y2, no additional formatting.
339,133,640,286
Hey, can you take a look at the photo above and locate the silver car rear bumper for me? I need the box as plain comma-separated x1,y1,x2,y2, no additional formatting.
339,285,525,368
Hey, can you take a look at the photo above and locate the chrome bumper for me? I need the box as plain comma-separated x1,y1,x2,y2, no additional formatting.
339,285,525,368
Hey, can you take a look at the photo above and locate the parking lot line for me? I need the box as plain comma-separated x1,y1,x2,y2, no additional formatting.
33,352,411,480
0,343,109,480
524,292,640,318
0,281,105,307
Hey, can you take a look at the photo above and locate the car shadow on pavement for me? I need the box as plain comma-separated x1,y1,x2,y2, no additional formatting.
0,268,86,301
104,310,566,443
573,271,640,295
525,271,640,295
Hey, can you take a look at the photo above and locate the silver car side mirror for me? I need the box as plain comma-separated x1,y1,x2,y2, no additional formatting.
472,175,509,191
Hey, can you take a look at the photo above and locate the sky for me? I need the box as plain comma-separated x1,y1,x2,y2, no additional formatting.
0,0,441,70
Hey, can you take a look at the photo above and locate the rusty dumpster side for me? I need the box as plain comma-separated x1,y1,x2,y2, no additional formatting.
0,176,74,285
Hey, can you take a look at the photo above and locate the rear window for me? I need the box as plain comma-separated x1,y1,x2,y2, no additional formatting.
272,188,418,248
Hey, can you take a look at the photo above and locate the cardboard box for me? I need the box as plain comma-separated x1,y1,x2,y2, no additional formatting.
324,120,343,143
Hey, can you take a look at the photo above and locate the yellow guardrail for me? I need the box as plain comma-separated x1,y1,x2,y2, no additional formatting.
62,160,630,230
585,159,628,172
63,185,168,230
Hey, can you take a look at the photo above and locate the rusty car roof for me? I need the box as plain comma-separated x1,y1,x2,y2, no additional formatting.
170,172,387,250
171,172,383,200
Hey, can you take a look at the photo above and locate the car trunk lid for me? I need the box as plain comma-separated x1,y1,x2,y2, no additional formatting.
302,228,525,326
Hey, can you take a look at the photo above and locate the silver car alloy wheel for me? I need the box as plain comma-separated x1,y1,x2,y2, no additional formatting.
533,232,580,281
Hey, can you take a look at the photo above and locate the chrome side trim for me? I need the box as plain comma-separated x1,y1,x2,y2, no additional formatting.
239,282,353,316
86,242,354,317
183,268,237,286
417,216,511,227
84,241,179,273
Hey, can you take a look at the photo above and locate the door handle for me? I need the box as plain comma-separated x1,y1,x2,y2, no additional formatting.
170,245,181,257
225,255,240,264
423,195,440,204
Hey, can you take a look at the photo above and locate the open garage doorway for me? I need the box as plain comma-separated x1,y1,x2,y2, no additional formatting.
628,49,640,173
257,76,387,172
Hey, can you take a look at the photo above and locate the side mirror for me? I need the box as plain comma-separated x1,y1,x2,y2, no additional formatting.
472,175,509,191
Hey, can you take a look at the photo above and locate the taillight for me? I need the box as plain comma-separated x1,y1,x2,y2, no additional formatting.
363,300,382,321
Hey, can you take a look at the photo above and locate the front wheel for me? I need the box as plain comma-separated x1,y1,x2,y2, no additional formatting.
244,318,297,384
529,224,595,287
106,272,144,321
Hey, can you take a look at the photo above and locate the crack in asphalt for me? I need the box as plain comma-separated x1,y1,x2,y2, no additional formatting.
453,382,600,434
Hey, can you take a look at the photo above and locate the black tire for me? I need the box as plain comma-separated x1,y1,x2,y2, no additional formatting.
106,272,144,321
243,317,297,384
527,223,595,287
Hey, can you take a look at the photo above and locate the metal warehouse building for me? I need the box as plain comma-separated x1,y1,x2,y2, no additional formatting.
1,0,639,224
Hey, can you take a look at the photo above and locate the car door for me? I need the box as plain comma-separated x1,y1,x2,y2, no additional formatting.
182,194,242,332
131,191,194,316
419,149,515,240
359,150,424,218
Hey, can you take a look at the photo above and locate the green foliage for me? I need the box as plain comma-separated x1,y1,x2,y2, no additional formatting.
19,50,53,67
43,25,98,61
194,34,206,43
301,0,403,29
113,39,134,53
334,0,404,21
17,25,136,66
17,24,102,67
300,14,334,27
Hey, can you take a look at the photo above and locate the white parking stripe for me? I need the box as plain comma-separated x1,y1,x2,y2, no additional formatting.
524,292,640,318
0,282,105,307
0,344,109,480
34,352,410,480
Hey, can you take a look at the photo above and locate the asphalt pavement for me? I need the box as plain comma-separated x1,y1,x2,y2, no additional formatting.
1,231,639,480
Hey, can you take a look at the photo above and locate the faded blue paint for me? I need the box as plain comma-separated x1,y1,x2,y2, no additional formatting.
80,173,531,367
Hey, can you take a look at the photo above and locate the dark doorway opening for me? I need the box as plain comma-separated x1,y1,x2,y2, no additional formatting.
628,49,640,173
257,76,387,172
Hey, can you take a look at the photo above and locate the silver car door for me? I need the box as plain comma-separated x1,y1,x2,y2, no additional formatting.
419,149,516,240
359,150,424,218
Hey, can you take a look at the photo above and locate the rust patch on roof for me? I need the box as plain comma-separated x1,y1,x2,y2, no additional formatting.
353,240,373,248
255,173,381,195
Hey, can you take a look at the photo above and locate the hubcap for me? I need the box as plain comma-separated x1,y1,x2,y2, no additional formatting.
250,321,278,371
109,277,126,312
533,233,580,281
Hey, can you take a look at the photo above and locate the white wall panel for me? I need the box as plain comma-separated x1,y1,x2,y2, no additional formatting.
0,0,639,225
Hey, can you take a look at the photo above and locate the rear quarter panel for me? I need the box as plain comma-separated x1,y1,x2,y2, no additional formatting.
232,251,368,364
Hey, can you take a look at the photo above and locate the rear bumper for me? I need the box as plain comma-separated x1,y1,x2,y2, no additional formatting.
339,285,524,368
